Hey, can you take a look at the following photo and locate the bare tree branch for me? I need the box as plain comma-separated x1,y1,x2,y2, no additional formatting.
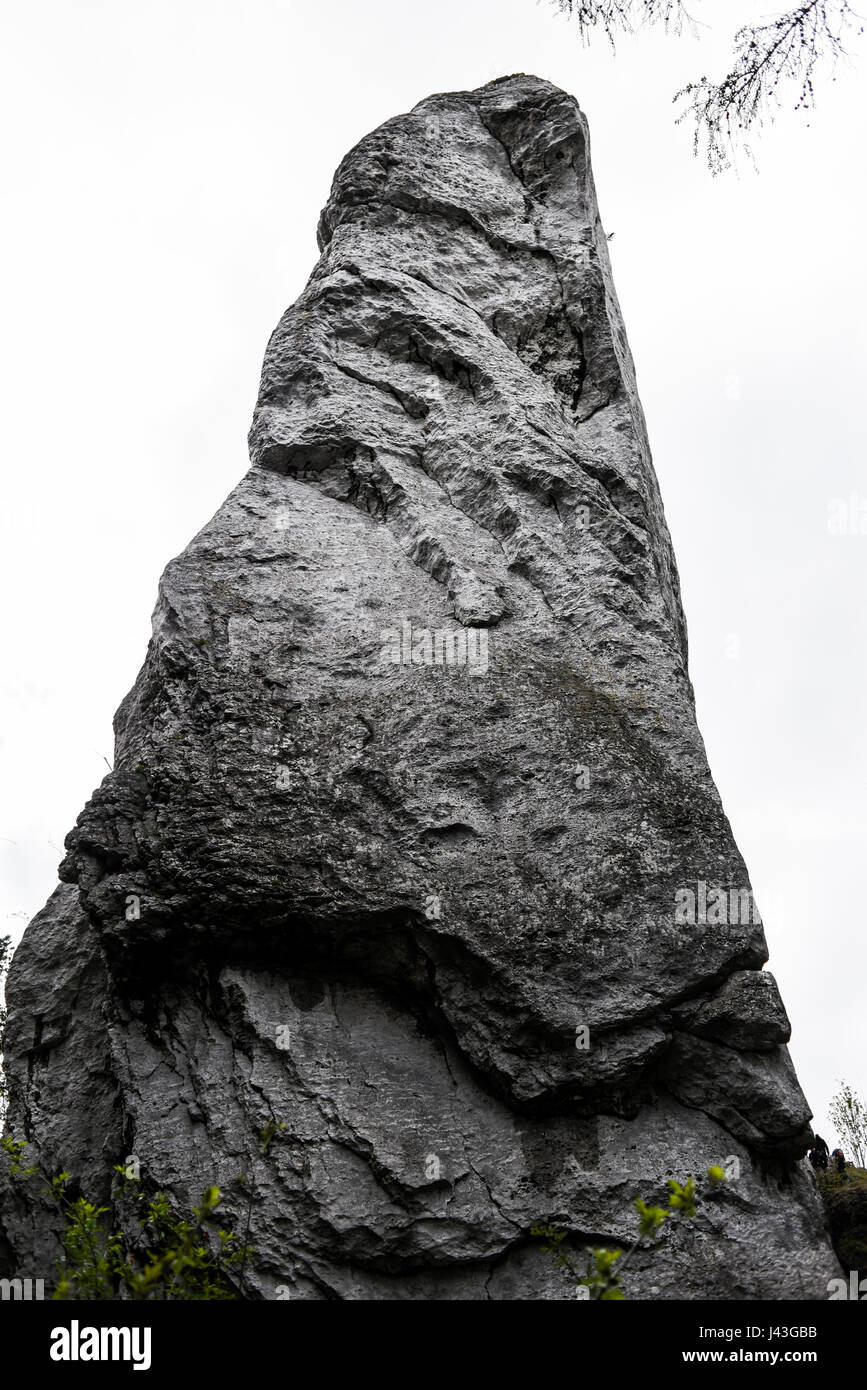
677,2,863,170
552,0,864,172
552,0,694,46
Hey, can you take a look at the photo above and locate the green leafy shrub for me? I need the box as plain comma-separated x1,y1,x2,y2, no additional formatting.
817,1165,867,1271
0,1134,271,1300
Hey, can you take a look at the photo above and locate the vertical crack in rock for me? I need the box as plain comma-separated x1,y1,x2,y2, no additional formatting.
0,75,837,1300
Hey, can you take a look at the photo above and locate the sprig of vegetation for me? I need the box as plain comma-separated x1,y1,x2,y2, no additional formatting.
235,1122,287,1293
532,1165,725,1299
1,1136,265,1300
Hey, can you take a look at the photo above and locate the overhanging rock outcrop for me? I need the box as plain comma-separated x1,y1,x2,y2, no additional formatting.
0,75,837,1299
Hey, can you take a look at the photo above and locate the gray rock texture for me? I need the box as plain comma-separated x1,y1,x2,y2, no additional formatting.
0,75,837,1300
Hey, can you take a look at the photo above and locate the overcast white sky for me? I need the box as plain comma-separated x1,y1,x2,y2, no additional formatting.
1,0,865,1148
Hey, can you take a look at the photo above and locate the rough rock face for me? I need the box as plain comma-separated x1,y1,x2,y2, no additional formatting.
0,75,837,1299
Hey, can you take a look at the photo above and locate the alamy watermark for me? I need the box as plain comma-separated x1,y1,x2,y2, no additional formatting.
50,1323,151,1370
0,1276,44,1300
674,881,762,926
424,1153,442,1180
379,620,489,676
828,1270,867,1299
826,492,867,535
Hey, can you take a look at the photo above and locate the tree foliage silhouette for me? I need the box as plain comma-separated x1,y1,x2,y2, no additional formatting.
552,1,863,170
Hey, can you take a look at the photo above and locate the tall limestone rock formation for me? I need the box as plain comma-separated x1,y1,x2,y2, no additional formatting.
0,76,837,1300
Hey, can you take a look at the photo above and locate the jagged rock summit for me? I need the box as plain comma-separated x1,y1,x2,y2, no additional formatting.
1,75,837,1299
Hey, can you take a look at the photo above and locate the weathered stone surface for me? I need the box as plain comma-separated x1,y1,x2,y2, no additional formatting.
672,969,792,1051
659,1035,812,1155
0,75,837,1299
